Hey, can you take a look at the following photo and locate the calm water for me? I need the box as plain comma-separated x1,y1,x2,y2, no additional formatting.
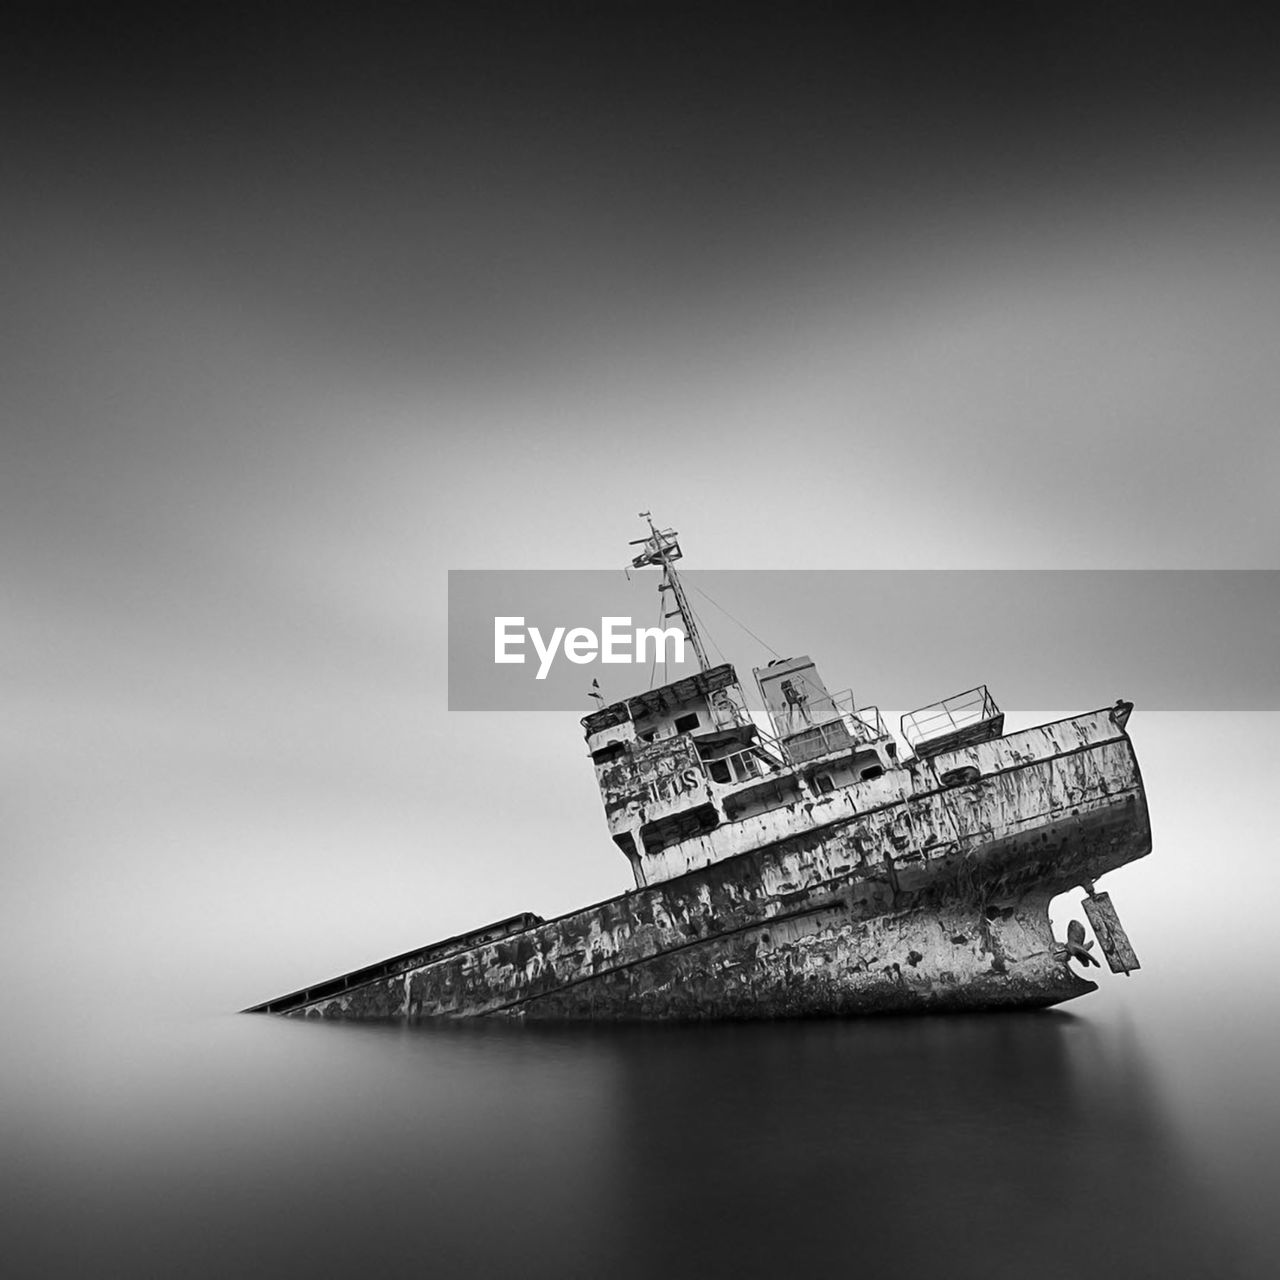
6,983,1278,1279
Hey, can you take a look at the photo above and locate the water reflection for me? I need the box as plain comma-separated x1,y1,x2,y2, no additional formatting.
5,1011,1249,1278
591,1014,1244,1278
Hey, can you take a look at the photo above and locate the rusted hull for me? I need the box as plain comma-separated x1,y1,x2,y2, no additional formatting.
514,892,1096,1020
264,711,1149,1023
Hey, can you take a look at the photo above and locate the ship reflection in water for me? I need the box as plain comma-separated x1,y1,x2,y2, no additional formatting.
8,1007,1263,1278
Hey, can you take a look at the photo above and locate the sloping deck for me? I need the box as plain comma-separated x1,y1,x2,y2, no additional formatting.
243,912,543,1014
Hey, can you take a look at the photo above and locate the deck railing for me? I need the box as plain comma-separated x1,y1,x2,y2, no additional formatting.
772,690,888,764
900,686,1001,753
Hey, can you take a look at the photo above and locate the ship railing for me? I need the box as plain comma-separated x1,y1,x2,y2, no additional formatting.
844,699,887,743
900,686,1002,754
706,686,756,733
814,689,887,740
773,690,888,765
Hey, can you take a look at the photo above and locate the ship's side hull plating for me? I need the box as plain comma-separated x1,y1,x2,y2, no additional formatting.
517,893,1093,1019
275,710,1149,1021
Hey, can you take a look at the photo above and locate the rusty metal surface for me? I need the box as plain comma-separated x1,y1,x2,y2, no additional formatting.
581,663,738,734
515,895,1097,1020
617,706,1138,887
263,708,1149,1022
242,912,545,1014
1083,891,1141,974
598,733,709,833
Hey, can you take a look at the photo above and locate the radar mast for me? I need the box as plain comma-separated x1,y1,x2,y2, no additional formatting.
629,512,710,673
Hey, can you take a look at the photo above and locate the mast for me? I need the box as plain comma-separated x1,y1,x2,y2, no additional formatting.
629,512,710,673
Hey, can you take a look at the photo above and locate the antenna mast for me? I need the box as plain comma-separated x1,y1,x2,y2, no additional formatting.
629,512,710,673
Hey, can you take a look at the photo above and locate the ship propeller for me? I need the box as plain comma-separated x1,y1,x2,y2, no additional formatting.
1060,919,1100,968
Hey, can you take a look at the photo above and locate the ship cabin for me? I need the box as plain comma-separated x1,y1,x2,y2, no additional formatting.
581,655,899,888
581,516,1012,888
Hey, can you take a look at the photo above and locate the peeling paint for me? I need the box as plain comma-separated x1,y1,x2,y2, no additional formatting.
259,707,1149,1022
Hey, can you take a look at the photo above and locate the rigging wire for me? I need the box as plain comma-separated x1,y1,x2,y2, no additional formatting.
690,583,784,660
686,599,727,667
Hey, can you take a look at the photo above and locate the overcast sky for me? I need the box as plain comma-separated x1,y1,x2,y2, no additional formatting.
2,4,1277,1012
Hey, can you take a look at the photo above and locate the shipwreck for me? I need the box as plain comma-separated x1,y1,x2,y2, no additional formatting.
247,517,1146,1021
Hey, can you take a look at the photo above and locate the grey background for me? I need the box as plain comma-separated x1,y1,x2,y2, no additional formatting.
2,0,1276,1022
3,0,1276,1014
3,6,1280,1274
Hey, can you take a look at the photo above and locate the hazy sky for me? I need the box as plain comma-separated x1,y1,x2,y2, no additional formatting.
2,4,1277,1011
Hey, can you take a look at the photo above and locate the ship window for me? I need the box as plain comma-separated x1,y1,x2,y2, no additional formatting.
638,731,656,744
674,712,700,734
707,759,731,784
640,803,719,854
860,765,884,780
814,774,835,794
591,742,627,764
